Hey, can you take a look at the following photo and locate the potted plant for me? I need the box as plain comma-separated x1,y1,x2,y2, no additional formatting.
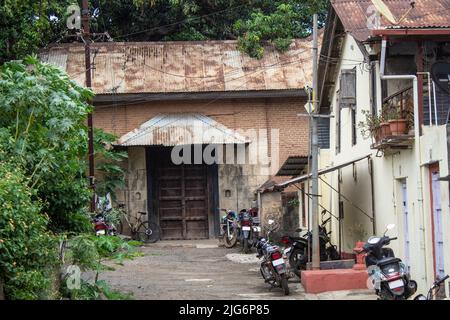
380,108,392,138
358,109,382,143
387,109,408,135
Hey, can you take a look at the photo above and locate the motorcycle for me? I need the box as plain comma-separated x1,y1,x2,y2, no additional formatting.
219,208,239,248
255,219,290,295
92,213,116,236
238,207,261,253
282,212,340,277
414,275,449,300
363,224,417,300
92,193,117,236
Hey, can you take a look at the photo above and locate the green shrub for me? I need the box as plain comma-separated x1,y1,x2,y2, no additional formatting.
0,162,59,300
60,234,141,300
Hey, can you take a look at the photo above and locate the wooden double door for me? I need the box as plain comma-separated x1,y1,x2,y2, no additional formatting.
148,147,212,240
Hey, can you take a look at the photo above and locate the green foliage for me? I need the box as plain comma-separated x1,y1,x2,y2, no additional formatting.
0,0,74,63
0,56,94,233
94,128,128,200
0,1,328,62
235,3,297,59
358,109,382,139
287,198,300,207
60,278,133,300
0,162,59,300
61,234,141,300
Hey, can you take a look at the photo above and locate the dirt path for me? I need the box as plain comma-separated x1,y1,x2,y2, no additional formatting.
99,242,376,300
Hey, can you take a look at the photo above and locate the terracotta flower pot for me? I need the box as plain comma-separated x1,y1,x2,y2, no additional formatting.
380,122,391,138
388,119,407,135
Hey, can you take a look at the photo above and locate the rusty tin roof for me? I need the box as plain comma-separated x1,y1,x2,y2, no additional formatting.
331,0,450,41
117,113,250,146
40,39,313,95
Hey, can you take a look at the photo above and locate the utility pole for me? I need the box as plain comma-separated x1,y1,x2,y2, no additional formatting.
82,0,96,212
311,13,320,270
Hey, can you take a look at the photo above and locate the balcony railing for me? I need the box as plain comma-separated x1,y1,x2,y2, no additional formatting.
371,86,414,152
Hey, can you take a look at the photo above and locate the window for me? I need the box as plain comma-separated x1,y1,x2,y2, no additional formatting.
318,117,330,149
339,68,357,108
339,68,357,147
351,106,357,146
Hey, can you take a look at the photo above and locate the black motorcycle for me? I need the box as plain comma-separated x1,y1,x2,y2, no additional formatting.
414,275,449,300
238,208,260,253
219,208,239,248
255,219,290,295
282,213,340,277
363,224,417,300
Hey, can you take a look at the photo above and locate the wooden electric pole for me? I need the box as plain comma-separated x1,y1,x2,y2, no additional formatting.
311,13,320,270
82,0,96,212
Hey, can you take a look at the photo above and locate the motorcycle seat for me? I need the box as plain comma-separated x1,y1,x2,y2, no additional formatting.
377,257,401,267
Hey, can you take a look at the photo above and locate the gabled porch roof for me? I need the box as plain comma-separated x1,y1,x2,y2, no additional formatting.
117,113,250,147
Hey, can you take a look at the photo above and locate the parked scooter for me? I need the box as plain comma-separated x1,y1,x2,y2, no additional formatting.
414,275,449,300
282,212,340,277
219,208,239,248
363,224,417,300
238,208,261,253
255,219,290,295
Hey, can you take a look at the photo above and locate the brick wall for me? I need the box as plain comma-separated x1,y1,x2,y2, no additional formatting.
93,96,310,171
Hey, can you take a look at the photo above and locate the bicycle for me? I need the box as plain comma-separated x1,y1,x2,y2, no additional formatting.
116,205,161,243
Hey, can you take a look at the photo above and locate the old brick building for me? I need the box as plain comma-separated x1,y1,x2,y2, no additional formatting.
42,39,313,240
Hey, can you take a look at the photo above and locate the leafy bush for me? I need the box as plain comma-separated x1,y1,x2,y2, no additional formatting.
0,55,93,233
234,4,298,59
61,235,142,300
0,162,58,300
0,56,130,300
94,128,128,201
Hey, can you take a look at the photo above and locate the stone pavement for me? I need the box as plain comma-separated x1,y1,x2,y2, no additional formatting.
99,240,376,300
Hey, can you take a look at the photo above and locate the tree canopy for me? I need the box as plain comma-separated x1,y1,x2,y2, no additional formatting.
0,0,328,62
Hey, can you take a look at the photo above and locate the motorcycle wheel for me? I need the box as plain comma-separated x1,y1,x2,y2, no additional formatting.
243,238,250,254
289,248,306,278
281,275,290,296
136,221,161,243
223,228,238,248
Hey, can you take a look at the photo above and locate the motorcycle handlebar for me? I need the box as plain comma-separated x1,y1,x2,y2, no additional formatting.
322,217,331,225
389,237,398,241
434,275,449,286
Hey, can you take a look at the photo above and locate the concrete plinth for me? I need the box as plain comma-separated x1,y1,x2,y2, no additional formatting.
301,269,368,294
306,259,355,270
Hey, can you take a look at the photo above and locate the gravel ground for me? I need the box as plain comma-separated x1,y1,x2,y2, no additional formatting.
99,241,376,300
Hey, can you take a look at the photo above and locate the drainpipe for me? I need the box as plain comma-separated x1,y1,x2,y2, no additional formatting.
380,39,428,283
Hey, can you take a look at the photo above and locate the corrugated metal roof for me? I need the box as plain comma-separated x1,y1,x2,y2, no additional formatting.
331,0,450,41
40,39,314,94
117,113,250,146
276,156,309,176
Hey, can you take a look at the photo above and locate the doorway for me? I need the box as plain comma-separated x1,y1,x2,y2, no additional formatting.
400,179,411,271
147,147,218,240
429,163,445,279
